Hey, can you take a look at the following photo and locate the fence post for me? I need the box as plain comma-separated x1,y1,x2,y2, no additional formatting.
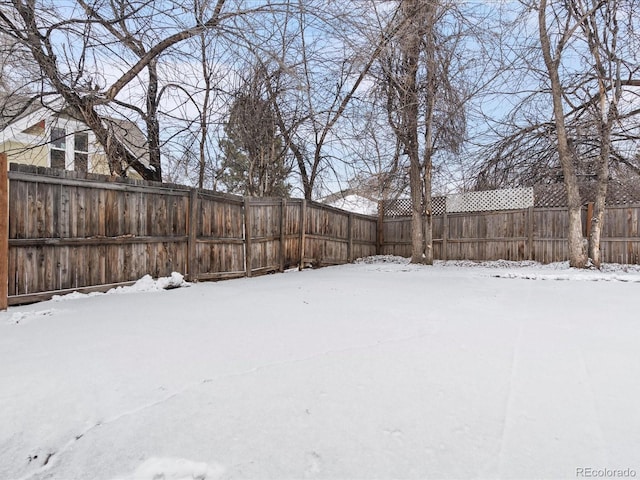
244,197,252,277
188,188,198,282
0,154,7,310
442,210,448,261
347,213,354,263
279,198,287,272
527,206,534,261
299,199,307,270
376,200,384,255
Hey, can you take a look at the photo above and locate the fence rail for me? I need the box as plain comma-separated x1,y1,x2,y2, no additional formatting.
1,160,377,306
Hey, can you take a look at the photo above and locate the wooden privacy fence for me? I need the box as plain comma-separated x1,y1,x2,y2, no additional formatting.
381,205,640,264
0,160,377,306
3,153,640,309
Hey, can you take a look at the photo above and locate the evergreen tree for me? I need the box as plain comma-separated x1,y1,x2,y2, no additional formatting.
220,72,292,197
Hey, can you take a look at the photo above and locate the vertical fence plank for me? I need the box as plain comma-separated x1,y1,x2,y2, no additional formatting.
442,211,448,261
528,206,534,261
188,188,198,281
347,213,354,263
0,154,8,310
244,197,252,277
299,199,307,269
279,198,287,272
377,201,384,255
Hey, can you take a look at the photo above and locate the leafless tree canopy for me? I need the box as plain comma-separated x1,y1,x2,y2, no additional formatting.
2,0,640,267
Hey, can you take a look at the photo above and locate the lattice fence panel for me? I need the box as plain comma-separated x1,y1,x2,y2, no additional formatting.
381,196,446,217
533,184,566,207
382,198,411,217
447,188,534,213
608,181,640,205
534,181,640,207
432,196,446,215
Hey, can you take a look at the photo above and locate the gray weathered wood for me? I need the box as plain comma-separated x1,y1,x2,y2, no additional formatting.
527,206,534,260
0,153,8,310
299,199,307,269
347,213,354,263
188,188,198,281
279,198,286,272
244,197,253,277
442,211,448,261
381,206,640,263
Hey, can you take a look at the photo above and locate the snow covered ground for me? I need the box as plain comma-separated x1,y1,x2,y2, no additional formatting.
1,257,639,480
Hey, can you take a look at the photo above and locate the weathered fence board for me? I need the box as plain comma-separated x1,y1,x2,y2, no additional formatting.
6,161,640,310
381,204,640,264
351,215,378,260
304,203,349,265
284,199,303,268
194,191,245,280
600,205,640,264
246,198,282,274
4,165,377,306
7,167,191,303
1,153,8,310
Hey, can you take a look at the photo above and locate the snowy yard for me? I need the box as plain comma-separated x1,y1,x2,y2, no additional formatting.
1,257,639,480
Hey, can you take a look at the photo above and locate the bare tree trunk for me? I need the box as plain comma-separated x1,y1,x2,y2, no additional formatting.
422,3,437,266
539,0,587,268
145,59,162,181
198,32,211,189
423,157,433,264
589,86,613,268
410,157,424,263
582,0,619,268
590,133,609,267
401,0,425,264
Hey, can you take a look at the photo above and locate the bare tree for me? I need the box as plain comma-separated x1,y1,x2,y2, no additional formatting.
0,0,277,181
230,0,407,200
378,0,469,264
474,0,639,267
75,0,169,179
569,0,629,267
538,0,589,267
384,0,429,264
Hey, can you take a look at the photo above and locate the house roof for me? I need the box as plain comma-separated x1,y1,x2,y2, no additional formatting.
320,189,379,216
0,93,48,131
102,117,149,166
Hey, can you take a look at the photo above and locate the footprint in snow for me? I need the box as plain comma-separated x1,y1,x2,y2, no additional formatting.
112,457,225,480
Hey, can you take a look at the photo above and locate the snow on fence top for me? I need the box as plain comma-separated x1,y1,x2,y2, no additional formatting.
446,187,534,213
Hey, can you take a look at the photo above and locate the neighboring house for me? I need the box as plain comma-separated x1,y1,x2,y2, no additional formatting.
321,188,379,216
0,96,149,176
